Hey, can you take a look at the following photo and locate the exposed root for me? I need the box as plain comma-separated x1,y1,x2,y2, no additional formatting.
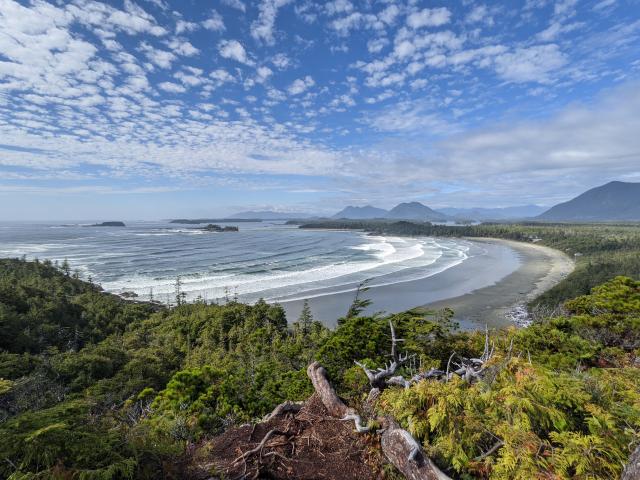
231,428,289,465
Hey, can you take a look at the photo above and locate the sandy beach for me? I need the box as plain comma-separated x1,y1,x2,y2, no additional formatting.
278,237,574,328
419,238,575,329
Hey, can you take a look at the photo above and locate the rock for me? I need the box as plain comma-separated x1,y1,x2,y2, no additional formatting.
90,221,126,227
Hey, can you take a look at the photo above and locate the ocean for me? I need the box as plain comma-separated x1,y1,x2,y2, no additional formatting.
0,221,520,325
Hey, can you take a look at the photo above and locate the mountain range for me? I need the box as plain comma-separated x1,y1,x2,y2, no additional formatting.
333,202,446,222
331,205,388,219
332,202,540,222
227,181,640,223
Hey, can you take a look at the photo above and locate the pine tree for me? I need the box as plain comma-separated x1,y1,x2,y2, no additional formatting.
298,300,313,337
174,276,186,306
61,258,71,276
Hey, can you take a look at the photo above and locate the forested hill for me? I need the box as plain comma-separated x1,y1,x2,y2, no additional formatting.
537,181,640,221
1,257,639,479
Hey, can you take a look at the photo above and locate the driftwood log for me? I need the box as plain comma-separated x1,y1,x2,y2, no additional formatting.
306,361,452,480
307,362,369,432
622,444,640,480
381,418,451,480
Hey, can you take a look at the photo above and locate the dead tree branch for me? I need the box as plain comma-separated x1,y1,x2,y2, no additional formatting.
473,440,504,461
354,320,411,390
263,401,303,422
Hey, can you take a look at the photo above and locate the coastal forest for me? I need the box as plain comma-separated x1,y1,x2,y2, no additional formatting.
1,222,639,479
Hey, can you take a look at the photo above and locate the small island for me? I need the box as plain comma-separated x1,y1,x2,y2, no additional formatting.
201,224,238,232
171,218,260,224
90,221,126,227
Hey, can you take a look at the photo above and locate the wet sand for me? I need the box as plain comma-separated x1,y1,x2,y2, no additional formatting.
418,238,575,329
279,238,574,329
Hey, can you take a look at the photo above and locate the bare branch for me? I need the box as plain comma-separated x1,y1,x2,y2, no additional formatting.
473,440,504,462
340,413,370,433
231,429,288,465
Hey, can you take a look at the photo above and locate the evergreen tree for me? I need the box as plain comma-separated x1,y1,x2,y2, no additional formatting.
61,258,70,276
298,300,313,337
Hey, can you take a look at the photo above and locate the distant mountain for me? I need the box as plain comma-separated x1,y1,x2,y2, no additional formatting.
536,181,640,221
386,202,447,222
228,210,315,220
437,205,546,220
332,205,388,219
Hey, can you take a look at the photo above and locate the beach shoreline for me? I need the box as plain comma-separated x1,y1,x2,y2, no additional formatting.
417,237,575,329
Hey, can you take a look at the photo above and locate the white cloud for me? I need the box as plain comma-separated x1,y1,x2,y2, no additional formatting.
139,42,176,68
287,76,315,95
407,7,451,29
256,66,273,82
157,81,186,93
394,40,415,59
367,37,389,53
218,39,252,65
494,44,567,83
593,0,616,11
221,0,246,12
203,10,225,31
537,21,582,41
325,0,353,16
554,0,578,18
175,20,198,34
210,68,235,84
251,0,291,45
465,5,493,25
271,53,291,69
174,68,204,87
167,39,199,56
378,5,400,25
330,10,388,35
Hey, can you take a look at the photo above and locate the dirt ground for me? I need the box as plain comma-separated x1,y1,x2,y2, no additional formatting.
187,393,390,479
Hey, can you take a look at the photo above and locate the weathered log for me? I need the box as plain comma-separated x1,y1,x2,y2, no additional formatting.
306,361,369,432
622,444,640,480
381,418,452,480
307,362,349,418
307,362,451,479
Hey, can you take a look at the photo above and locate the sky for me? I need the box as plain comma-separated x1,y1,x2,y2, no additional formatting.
0,0,639,220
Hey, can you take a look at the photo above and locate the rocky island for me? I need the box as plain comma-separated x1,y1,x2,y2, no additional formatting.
90,221,126,227
201,223,238,232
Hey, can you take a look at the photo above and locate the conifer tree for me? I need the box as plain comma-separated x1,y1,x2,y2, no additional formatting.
298,299,313,337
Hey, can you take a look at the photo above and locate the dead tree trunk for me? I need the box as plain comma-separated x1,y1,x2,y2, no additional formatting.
381,418,451,480
306,362,452,480
307,362,369,432
622,444,640,480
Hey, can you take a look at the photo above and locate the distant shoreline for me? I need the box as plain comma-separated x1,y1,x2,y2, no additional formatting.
417,238,575,329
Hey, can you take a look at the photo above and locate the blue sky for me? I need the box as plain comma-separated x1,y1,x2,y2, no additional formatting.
0,0,639,219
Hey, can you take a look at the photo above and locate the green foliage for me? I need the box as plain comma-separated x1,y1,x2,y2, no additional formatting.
0,258,154,356
380,277,640,479
1,258,639,479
